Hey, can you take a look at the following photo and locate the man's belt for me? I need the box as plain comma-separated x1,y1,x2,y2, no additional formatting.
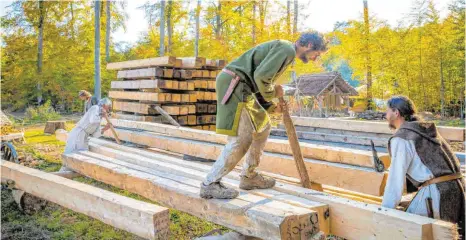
419,172,463,189
221,69,240,105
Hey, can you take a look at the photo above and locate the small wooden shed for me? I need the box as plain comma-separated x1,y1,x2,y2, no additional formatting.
285,72,358,116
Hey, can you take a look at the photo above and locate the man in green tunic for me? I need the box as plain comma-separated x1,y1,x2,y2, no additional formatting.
200,31,327,199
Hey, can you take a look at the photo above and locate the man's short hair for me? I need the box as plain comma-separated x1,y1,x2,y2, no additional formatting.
298,31,328,51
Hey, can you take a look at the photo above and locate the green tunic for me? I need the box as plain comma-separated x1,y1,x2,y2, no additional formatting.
216,40,296,136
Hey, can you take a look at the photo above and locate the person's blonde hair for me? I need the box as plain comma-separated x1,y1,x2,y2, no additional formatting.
78,90,92,98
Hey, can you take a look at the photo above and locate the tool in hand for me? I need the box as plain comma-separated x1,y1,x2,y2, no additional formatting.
370,140,385,172
102,112,121,144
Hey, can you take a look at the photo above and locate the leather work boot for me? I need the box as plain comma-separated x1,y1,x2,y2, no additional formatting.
200,182,239,199
239,173,276,190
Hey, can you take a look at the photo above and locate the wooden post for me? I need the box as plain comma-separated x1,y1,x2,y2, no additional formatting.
279,97,323,191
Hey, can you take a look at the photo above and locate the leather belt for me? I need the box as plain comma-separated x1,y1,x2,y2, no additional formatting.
419,172,463,189
221,69,240,105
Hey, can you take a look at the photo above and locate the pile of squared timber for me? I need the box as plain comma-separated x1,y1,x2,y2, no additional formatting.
59,118,460,239
108,56,225,131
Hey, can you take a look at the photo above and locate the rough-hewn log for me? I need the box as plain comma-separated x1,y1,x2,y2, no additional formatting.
1,161,170,240
107,56,176,70
291,117,464,142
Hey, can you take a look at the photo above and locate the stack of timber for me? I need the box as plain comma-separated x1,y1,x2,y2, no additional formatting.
62,142,326,239
102,119,389,196
63,131,459,239
108,56,225,131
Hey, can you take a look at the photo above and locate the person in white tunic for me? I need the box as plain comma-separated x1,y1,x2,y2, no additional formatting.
64,98,112,154
382,96,464,237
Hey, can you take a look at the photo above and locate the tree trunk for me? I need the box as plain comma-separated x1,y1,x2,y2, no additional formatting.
105,0,111,62
167,1,173,54
215,0,221,40
159,0,165,56
287,0,291,35
195,0,201,57
94,1,101,100
259,1,267,37
440,50,445,117
37,0,44,105
293,0,298,34
363,0,372,109
70,2,75,39
252,1,256,45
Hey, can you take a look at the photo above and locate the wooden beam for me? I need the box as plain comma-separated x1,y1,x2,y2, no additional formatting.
208,104,217,113
103,129,387,196
107,56,176,70
113,101,159,115
62,152,321,240
163,69,173,78
209,71,218,78
180,57,206,69
107,119,391,169
271,129,388,148
111,80,177,90
89,138,457,240
1,161,170,240
87,140,330,234
174,70,193,79
109,91,168,102
1,132,25,142
174,59,182,68
291,117,465,142
113,113,163,122
117,68,164,79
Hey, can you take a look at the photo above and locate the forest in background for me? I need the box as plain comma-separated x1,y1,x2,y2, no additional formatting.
1,0,464,116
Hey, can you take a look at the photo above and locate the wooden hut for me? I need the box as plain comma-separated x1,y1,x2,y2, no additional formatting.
285,72,358,117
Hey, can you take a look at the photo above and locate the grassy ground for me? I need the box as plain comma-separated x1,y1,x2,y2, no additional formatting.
1,122,229,240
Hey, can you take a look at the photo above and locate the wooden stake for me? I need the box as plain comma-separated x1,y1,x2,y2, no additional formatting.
279,97,323,191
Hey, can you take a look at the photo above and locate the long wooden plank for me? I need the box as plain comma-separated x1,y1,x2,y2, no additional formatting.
271,129,388,147
113,101,159,115
117,68,164,79
1,161,170,240
109,91,168,102
107,119,391,168
62,152,321,240
111,80,176,90
291,117,465,142
103,129,387,196
107,56,176,70
89,138,457,240
88,140,330,234
179,57,206,69
1,132,24,141
113,113,163,122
